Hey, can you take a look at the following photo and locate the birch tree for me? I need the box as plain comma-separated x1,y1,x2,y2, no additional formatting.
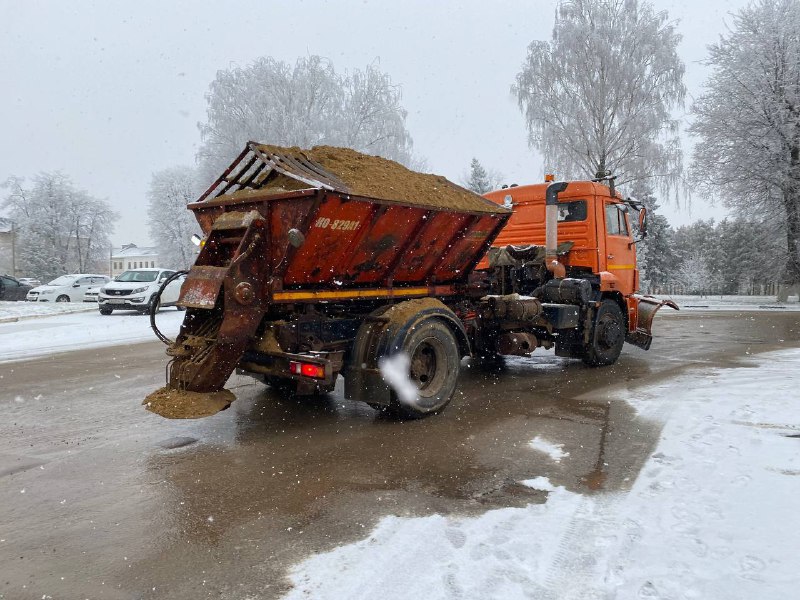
2,173,117,281
513,0,685,193
690,0,800,287
197,56,413,183
147,166,200,270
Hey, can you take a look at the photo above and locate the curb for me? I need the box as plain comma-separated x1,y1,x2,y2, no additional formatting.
0,305,98,324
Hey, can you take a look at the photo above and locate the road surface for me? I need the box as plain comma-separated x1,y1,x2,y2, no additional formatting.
1,310,798,599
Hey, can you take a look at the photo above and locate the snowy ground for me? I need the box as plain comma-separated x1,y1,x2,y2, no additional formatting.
655,294,800,312
286,348,800,599
0,300,96,322
0,308,183,363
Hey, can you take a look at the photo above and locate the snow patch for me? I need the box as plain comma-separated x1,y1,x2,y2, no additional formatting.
0,310,184,363
519,476,560,492
285,347,800,599
528,436,569,461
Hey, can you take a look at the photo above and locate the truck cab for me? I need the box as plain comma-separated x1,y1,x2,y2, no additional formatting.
476,179,674,356
481,180,639,296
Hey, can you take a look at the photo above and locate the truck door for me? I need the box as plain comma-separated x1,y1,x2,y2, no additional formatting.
603,202,637,294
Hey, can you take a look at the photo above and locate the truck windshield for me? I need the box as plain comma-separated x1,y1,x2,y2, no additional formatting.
116,270,158,283
557,200,587,222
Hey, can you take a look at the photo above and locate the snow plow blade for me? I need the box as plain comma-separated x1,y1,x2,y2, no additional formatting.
626,296,679,350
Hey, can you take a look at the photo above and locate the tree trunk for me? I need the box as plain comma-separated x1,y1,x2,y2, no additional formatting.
785,196,800,283
785,146,800,286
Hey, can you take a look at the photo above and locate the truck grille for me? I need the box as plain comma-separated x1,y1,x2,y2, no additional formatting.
108,289,133,296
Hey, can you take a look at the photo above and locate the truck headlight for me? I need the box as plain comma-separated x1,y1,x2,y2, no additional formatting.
132,286,149,294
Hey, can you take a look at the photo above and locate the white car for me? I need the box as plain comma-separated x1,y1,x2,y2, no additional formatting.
26,274,110,303
98,268,185,315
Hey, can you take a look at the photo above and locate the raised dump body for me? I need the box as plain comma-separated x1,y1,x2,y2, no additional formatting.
167,143,510,393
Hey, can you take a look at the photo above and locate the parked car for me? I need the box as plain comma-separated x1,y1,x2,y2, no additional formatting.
17,277,41,287
98,268,185,314
0,275,33,301
83,286,101,302
26,274,110,302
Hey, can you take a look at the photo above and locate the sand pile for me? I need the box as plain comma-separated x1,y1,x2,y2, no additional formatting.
245,143,507,214
143,386,236,419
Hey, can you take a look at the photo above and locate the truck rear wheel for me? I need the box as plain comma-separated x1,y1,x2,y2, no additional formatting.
385,318,460,419
582,299,625,366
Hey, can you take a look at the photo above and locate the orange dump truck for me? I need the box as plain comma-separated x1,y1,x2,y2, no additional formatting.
153,143,675,418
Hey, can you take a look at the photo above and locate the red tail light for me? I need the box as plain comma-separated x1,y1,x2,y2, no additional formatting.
289,361,325,379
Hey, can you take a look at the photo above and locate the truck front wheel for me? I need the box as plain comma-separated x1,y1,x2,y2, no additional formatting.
385,318,460,419
582,299,625,367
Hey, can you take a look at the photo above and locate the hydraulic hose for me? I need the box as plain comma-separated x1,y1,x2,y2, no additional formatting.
150,270,189,345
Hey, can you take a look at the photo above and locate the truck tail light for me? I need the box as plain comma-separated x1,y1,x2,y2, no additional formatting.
289,361,325,379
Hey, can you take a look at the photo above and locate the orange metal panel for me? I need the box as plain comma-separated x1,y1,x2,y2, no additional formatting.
434,215,501,281
477,183,601,272
283,197,374,285
392,213,471,283
189,190,507,293
343,205,425,284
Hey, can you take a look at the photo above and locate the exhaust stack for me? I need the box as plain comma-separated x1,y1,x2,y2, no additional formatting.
545,181,569,279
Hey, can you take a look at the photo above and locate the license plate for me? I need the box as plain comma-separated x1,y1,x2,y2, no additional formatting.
108,299,127,305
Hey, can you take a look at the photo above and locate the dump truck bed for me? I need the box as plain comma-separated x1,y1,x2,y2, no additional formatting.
185,143,511,304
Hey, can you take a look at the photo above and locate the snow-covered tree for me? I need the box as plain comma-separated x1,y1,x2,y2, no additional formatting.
671,220,727,294
147,166,200,270
676,251,715,296
629,182,675,293
690,0,800,287
197,56,413,183
2,173,117,281
463,158,503,194
513,0,685,193
715,218,784,294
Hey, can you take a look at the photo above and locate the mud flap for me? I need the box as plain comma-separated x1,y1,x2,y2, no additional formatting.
626,295,679,350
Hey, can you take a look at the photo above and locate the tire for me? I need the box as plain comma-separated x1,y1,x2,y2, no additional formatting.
385,318,461,419
56,295,70,303
582,299,625,366
99,306,113,315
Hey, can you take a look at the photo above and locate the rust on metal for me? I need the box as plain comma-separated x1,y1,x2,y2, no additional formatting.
626,295,679,350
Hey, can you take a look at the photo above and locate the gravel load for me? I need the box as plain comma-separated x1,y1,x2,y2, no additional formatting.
232,143,509,215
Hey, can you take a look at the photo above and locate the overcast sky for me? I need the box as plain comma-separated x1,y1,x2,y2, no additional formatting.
0,0,751,247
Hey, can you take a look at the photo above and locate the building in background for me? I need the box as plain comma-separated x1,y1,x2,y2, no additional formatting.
0,218,15,275
111,244,160,277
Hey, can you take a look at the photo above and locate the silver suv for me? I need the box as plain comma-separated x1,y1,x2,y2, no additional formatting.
98,268,184,314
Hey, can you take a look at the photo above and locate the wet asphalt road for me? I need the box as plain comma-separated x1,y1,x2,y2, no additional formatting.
1,310,799,599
